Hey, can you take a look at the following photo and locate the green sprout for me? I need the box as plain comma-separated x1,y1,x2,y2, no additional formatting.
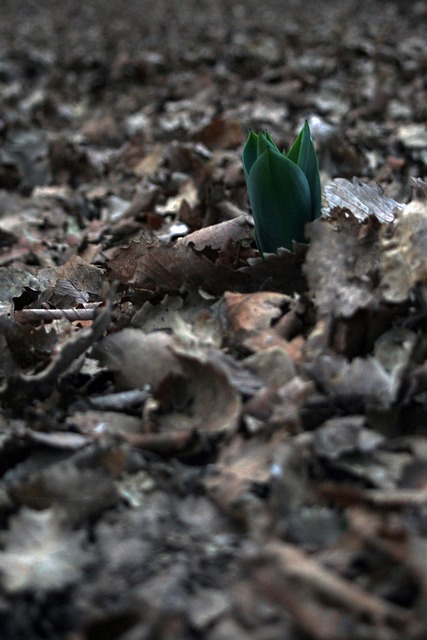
242,121,321,253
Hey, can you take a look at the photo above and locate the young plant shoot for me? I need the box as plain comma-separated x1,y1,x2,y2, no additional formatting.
242,121,321,254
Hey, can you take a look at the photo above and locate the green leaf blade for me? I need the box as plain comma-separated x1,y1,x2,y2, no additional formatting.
247,147,312,253
242,130,259,181
287,121,321,221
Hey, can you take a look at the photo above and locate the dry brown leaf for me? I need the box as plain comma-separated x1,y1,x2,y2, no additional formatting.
241,245,307,295
218,291,310,359
108,218,310,298
156,178,198,215
243,347,296,389
245,376,313,428
0,508,91,593
0,290,113,402
194,116,242,149
220,291,289,337
205,435,276,524
68,410,143,438
107,216,254,295
181,215,252,251
95,328,241,436
313,415,384,461
132,144,164,176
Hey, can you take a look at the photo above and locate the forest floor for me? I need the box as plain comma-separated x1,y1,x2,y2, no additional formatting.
0,1,427,638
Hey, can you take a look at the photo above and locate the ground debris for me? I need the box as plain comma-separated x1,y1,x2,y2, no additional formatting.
0,1,427,638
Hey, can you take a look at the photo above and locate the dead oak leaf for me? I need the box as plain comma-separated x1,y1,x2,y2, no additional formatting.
241,245,307,295
38,254,107,302
0,508,91,593
108,217,308,297
107,216,254,295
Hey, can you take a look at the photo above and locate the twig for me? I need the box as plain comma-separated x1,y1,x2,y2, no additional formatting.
14,307,100,324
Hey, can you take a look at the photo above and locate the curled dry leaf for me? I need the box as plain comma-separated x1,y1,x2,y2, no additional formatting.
95,328,241,436
93,330,182,390
0,508,91,593
181,215,253,251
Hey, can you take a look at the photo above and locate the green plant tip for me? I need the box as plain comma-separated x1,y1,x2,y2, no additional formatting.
242,121,321,254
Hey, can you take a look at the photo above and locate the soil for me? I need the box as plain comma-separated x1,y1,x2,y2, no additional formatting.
0,1,427,639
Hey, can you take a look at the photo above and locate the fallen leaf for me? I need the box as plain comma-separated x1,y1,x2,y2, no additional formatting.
94,328,241,436
0,507,91,593
313,415,384,460
305,353,398,411
9,461,119,524
194,116,242,149
305,212,380,319
0,289,113,403
323,178,402,223
107,216,254,296
380,194,427,303
219,291,290,350
93,330,183,390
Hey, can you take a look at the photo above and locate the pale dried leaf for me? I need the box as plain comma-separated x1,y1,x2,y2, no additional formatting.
380,195,427,303
305,213,379,318
94,329,182,390
0,508,90,593
181,215,252,251
324,178,402,223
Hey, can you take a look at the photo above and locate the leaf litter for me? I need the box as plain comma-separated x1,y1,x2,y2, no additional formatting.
0,1,427,639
